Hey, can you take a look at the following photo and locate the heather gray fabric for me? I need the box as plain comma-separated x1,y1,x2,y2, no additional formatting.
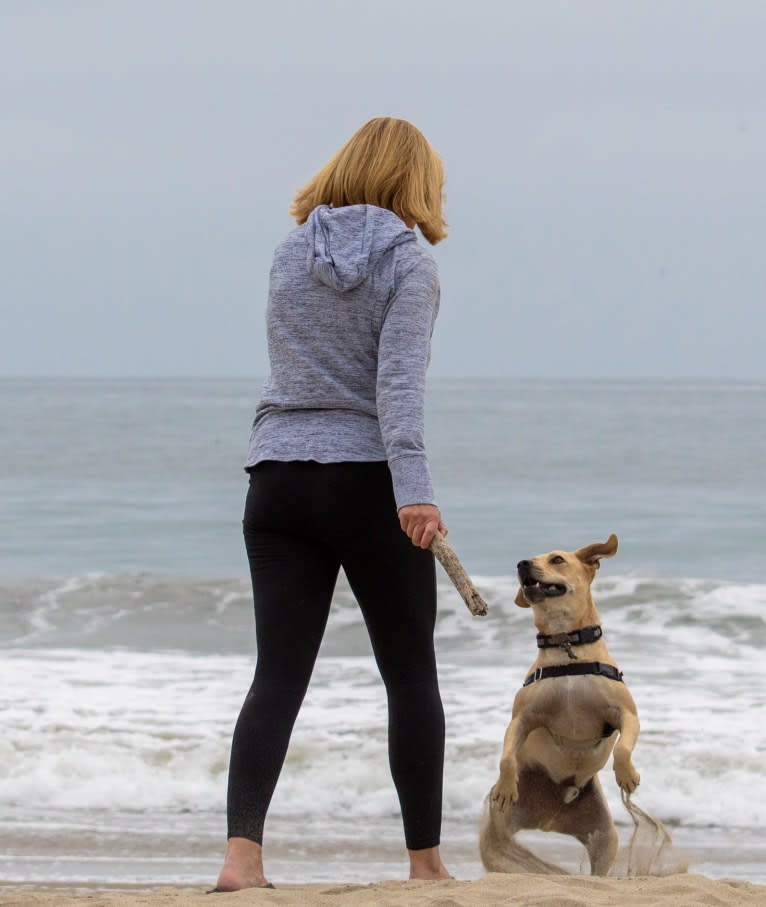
245,204,440,510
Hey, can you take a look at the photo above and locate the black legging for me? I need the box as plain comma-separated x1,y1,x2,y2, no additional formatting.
227,460,445,851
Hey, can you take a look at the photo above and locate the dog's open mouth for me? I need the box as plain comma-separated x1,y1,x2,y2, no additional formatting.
522,578,567,597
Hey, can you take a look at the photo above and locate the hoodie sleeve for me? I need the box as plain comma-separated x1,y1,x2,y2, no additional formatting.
376,255,440,511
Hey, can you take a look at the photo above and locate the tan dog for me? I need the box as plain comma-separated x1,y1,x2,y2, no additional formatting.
479,534,640,876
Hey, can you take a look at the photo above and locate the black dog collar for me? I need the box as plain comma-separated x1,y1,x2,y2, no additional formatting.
523,661,624,688
537,624,603,649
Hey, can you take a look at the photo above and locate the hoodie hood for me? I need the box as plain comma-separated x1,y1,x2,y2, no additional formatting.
305,204,416,292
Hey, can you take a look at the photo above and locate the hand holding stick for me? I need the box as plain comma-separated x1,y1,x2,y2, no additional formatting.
429,531,488,616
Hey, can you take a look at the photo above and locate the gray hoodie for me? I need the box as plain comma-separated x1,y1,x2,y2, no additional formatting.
245,204,440,510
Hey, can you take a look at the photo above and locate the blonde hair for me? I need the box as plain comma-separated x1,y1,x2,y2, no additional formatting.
290,117,447,245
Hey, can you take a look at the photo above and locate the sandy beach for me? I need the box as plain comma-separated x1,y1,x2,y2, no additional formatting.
2,874,766,907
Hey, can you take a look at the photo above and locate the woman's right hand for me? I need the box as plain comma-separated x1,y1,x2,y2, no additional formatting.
398,504,448,550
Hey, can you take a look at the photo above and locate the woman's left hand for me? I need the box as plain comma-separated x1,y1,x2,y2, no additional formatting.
398,504,448,550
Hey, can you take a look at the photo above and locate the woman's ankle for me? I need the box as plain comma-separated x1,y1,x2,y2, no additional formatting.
408,844,451,880
216,837,269,890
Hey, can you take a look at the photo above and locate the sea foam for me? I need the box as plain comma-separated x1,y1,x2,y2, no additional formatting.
2,567,764,833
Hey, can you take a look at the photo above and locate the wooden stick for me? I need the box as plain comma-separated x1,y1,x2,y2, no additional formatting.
429,531,488,616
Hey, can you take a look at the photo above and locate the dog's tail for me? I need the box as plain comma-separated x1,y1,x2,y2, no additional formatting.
479,798,569,876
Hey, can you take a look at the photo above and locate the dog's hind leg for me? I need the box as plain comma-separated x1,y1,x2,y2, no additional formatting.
479,798,568,875
578,825,618,877
480,769,574,876
548,776,618,876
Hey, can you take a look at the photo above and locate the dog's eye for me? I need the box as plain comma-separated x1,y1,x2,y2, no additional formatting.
549,555,565,564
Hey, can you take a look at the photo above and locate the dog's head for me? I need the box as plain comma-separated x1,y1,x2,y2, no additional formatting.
514,534,618,609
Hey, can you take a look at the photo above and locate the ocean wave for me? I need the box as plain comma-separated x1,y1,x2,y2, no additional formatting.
1,644,764,831
3,571,764,656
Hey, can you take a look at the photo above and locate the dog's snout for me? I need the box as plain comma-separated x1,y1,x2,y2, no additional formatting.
517,560,531,571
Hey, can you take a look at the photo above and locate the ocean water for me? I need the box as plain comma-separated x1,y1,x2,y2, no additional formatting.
1,378,764,886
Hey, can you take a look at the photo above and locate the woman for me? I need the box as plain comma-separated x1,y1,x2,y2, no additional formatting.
215,117,451,891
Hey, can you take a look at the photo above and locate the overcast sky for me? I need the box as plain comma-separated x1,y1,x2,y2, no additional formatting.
2,1,764,379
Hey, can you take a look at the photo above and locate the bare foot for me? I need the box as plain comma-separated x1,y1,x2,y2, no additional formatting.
408,845,453,880
214,837,272,891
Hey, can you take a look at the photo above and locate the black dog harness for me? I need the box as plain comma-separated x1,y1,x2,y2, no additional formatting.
523,661,624,688
525,623,624,685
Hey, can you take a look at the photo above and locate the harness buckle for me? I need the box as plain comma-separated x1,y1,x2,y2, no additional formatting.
534,666,543,682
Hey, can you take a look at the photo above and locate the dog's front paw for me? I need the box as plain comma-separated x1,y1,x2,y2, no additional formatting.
489,776,519,812
615,761,640,793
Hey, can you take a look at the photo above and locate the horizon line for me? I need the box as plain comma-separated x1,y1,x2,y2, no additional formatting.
0,374,764,385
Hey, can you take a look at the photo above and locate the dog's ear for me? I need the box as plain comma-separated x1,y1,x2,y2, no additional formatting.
515,587,531,608
575,533,618,569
